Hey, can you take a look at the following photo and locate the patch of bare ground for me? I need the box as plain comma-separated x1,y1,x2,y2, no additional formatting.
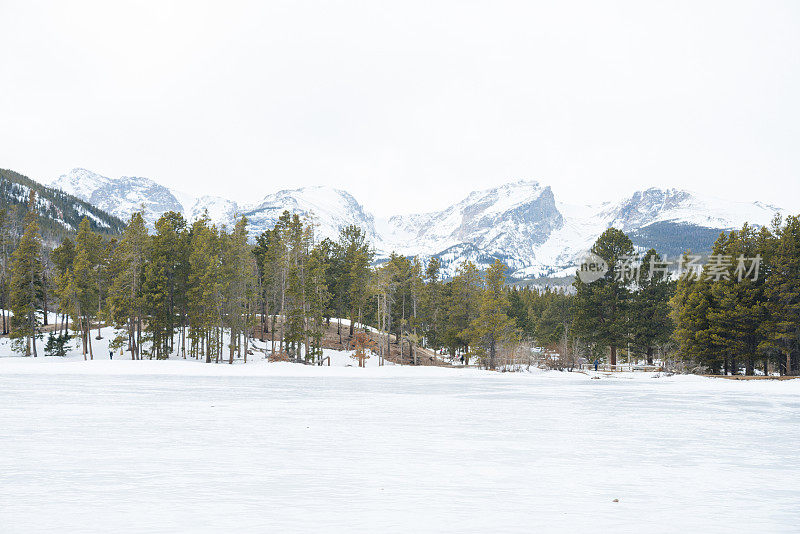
252,319,452,366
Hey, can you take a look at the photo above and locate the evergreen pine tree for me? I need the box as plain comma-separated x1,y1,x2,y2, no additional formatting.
9,217,44,356
760,215,800,375
107,213,149,359
70,218,102,359
144,211,187,359
469,259,515,370
572,227,635,366
630,249,674,364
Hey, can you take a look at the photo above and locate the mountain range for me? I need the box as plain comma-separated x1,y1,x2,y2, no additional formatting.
47,168,785,280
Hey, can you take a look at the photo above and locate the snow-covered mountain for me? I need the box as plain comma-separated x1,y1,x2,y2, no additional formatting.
379,183,785,278
377,180,564,275
243,186,378,243
49,169,786,279
1,168,125,244
52,169,184,228
49,169,378,241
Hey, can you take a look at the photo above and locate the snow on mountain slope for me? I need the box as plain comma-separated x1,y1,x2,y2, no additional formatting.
1,168,125,242
187,196,240,227
49,169,786,279
597,187,783,232
52,169,244,230
379,183,785,279
243,186,378,242
530,188,786,278
380,180,562,257
49,170,377,241
51,168,114,201
52,169,183,228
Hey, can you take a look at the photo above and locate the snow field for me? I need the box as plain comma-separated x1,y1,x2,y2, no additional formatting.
1,354,799,533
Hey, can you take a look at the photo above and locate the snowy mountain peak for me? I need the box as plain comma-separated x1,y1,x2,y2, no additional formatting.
378,179,563,276
52,168,114,200
246,185,377,243
187,196,240,228
601,187,783,233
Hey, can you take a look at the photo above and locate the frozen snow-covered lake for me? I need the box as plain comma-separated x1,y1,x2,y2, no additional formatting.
1,360,799,533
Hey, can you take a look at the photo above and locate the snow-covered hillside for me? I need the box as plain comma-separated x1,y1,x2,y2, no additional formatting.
49,169,786,278
1,167,124,240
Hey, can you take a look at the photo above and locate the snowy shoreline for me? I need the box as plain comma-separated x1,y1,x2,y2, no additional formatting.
2,355,798,392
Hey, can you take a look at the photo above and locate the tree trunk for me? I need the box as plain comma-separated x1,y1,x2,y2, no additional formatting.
87,322,94,360
42,281,48,326
30,312,37,357
349,307,355,338
229,326,235,364
746,355,754,376
271,314,276,356
610,345,617,367
386,300,392,361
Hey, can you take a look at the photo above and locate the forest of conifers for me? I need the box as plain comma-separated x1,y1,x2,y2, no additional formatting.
3,191,800,375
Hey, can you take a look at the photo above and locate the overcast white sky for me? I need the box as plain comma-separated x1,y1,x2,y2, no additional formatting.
1,1,798,215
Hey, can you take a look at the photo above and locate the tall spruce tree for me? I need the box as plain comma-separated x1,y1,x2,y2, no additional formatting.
669,254,716,372
572,227,635,366
469,259,515,370
760,215,800,375
51,236,76,338
223,216,257,363
186,215,219,362
442,261,482,362
144,211,187,359
421,257,443,350
70,218,102,359
337,225,373,338
630,249,674,364
0,208,11,335
107,213,149,359
9,216,44,356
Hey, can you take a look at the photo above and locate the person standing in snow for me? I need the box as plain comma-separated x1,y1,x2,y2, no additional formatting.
594,359,598,371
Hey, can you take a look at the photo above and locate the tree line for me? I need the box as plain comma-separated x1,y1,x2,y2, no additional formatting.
4,192,799,375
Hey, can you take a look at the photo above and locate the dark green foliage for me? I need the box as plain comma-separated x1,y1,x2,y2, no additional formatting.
630,249,675,363
9,215,44,356
44,332,71,357
144,211,188,359
759,216,800,375
670,217,800,375
572,227,635,365
468,259,516,369
0,168,125,245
